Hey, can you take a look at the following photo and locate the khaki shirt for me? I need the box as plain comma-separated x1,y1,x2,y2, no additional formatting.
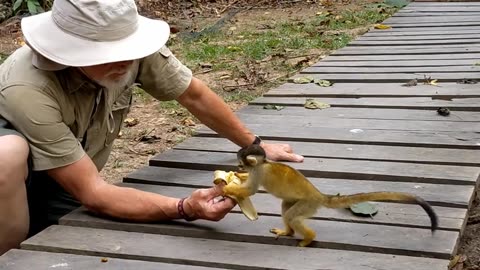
0,46,192,171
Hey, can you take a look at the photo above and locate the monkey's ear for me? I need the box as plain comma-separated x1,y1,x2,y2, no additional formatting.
246,155,258,166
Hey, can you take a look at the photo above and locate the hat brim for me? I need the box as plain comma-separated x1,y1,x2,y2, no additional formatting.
21,11,170,67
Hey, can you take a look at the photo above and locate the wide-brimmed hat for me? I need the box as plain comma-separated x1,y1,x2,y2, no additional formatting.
21,0,170,67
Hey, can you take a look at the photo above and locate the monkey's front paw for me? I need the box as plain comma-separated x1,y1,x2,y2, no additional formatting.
270,228,294,239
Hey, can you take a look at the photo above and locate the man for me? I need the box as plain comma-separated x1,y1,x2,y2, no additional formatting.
0,0,304,255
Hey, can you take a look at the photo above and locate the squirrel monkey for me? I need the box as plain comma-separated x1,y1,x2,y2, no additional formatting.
223,144,438,247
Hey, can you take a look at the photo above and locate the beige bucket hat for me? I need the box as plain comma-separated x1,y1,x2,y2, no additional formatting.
21,0,170,67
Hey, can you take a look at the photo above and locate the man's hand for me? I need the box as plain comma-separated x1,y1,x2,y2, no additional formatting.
183,184,236,221
261,142,304,162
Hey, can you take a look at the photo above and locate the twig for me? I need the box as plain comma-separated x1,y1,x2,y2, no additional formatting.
219,0,241,14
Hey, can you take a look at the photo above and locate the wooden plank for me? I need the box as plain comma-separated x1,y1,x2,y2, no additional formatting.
393,12,480,17
174,137,480,166
369,26,480,32
233,114,480,132
195,124,480,149
334,46,480,55
123,167,474,210
237,106,480,122
0,249,220,270
313,59,479,66
385,16,480,23
286,73,480,83
385,22,480,28
322,54,480,61
149,149,480,185
363,30,480,36
22,225,451,270
301,66,480,73
409,3,480,7
58,210,458,259
357,35,480,41
267,82,480,97
350,39,480,46
400,7,480,12
252,96,480,110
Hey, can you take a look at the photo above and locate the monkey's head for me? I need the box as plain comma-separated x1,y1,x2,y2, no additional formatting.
237,144,266,170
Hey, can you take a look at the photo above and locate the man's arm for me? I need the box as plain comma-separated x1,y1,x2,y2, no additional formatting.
47,154,235,222
176,77,304,162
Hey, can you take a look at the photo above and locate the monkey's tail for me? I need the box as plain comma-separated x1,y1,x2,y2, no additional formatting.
321,192,438,232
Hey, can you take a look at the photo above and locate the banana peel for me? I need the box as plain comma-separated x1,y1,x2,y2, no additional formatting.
213,170,258,221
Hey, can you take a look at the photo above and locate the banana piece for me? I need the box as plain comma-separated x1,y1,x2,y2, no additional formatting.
214,170,258,221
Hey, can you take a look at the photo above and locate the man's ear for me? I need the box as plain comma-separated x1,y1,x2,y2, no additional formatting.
246,155,258,166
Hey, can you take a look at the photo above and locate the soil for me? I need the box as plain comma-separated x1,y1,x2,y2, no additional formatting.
0,1,478,269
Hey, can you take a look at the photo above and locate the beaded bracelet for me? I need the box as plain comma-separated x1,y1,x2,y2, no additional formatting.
177,197,196,221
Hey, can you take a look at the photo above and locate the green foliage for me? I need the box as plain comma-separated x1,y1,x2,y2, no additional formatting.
384,0,410,8
13,0,50,15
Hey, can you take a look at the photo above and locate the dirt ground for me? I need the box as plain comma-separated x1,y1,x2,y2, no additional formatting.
0,0,479,269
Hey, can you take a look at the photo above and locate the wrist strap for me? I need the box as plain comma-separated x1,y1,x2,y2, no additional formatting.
178,197,196,221
252,135,262,145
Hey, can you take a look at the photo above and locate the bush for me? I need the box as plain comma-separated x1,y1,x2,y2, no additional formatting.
12,0,51,15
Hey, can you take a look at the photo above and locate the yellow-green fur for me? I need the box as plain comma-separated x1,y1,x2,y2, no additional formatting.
223,144,438,247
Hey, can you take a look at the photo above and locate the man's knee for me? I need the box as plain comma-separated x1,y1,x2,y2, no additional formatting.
0,134,29,184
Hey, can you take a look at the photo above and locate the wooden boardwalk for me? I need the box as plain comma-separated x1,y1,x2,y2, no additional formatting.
2,2,480,269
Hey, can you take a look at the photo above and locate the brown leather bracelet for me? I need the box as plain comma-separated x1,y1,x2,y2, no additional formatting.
177,197,196,221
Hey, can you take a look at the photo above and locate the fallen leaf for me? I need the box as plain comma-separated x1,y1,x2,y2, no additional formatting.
227,46,242,52
139,135,160,143
182,117,196,126
449,254,467,270
457,79,478,84
101,258,108,263
314,79,333,87
349,202,378,217
289,76,314,84
199,63,213,69
374,24,391,30
423,75,439,86
474,62,480,66
124,118,139,127
263,104,285,111
304,98,330,110
437,107,450,117
402,79,417,87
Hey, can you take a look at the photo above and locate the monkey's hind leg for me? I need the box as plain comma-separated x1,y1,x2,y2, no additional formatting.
270,200,296,238
284,200,318,247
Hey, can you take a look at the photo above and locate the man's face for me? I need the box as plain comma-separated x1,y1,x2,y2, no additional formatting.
80,60,135,88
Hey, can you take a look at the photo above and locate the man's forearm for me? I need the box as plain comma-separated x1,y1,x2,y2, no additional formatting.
88,182,182,222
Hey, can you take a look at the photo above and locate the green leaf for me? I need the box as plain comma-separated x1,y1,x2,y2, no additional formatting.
13,0,24,12
288,76,314,84
314,79,333,87
384,0,410,8
474,62,480,66
27,0,38,14
304,98,330,110
349,202,378,217
263,104,284,111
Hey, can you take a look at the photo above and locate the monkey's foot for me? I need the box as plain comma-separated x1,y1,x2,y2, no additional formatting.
270,228,294,239
297,238,314,247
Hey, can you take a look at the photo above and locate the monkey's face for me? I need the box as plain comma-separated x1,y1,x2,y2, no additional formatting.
237,144,266,170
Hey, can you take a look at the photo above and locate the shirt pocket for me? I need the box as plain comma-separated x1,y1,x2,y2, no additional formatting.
104,89,133,146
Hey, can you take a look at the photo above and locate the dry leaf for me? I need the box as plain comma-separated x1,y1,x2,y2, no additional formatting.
314,79,333,87
304,99,330,110
424,75,439,86
101,258,109,263
124,118,139,127
402,79,417,87
182,117,196,126
448,254,467,270
374,24,391,29
263,104,285,111
289,76,314,84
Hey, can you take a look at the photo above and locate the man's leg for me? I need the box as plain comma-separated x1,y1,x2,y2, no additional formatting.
0,135,30,255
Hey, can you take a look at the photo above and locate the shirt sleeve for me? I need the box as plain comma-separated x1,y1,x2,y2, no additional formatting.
137,46,193,101
0,85,85,171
